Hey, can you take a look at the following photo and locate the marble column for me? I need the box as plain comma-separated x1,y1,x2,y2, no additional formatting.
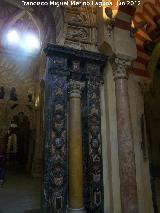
68,80,85,213
111,56,138,213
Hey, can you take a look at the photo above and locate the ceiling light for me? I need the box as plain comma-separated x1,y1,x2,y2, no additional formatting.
7,30,19,44
23,33,40,52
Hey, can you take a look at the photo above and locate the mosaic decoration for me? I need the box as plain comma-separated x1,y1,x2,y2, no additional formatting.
83,63,104,212
43,44,106,212
87,80,104,212
43,57,68,213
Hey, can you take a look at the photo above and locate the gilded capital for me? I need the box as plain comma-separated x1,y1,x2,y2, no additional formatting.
110,55,131,80
69,80,84,98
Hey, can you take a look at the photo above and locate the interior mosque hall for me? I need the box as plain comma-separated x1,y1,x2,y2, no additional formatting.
0,0,160,213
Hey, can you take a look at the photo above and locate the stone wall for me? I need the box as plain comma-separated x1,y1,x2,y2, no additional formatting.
128,74,153,213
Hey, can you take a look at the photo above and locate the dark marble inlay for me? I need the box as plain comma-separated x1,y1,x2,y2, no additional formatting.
43,44,107,212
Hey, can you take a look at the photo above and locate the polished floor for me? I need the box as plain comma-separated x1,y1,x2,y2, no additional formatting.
0,167,41,213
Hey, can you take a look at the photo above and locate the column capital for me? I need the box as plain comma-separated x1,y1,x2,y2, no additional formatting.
69,80,84,98
110,55,131,80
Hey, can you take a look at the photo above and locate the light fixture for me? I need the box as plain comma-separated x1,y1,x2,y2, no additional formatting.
5,30,41,54
7,30,20,44
22,33,40,52
105,7,115,37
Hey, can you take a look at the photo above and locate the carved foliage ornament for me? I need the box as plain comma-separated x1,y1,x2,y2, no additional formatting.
110,55,131,79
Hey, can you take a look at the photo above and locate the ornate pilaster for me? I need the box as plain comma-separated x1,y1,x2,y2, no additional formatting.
85,64,104,213
43,44,106,212
43,56,68,213
68,80,85,212
110,55,139,213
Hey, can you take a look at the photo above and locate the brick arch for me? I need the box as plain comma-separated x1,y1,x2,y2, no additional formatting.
132,0,160,79
110,0,160,79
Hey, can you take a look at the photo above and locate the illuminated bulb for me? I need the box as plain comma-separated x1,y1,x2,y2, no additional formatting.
7,30,19,44
23,33,40,52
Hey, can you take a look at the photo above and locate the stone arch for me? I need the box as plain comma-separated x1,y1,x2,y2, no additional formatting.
0,0,64,47
132,0,160,79
1,10,41,48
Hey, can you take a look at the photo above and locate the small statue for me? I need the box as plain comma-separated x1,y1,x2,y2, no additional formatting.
0,87,5,99
10,87,18,101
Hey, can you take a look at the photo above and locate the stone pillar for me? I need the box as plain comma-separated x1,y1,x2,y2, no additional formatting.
111,56,138,213
68,80,85,213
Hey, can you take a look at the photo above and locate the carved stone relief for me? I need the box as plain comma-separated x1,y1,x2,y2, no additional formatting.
63,5,98,51
64,7,96,27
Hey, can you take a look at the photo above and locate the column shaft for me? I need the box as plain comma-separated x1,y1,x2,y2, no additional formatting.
68,81,84,211
115,78,138,212
111,56,138,213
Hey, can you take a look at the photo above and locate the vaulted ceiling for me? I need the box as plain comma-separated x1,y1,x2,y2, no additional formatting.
0,0,57,102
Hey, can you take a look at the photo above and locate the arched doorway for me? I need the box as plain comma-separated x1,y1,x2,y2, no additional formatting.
6,112,30,167
143,42,160,212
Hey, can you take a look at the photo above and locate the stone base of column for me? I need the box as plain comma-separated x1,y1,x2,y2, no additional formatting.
67,207,86,213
